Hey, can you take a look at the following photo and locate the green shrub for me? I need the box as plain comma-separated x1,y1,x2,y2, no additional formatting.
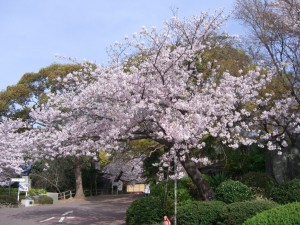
216,180,254,204
243,202,300,225
269,179,300,204
0,195,19,206
240,172,275,196
28,188,47,196
177,201,226,225
151,177,196,206
0,188,18,194
204,172,229,190
126,196,165,225
220,200,279,225
34,195,53,204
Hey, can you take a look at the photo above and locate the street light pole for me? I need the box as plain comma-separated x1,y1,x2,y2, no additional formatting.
174,155,177,225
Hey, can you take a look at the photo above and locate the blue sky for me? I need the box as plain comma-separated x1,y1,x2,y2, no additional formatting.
0,0,241,91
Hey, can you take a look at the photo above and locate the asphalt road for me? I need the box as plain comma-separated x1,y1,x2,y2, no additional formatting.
0,194,142,225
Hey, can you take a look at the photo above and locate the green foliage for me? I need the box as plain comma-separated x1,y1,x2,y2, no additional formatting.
0,187,18,194
33,195,53,204
126,196,165,225
204,172,228,189
0,63,81,119
31,157,75,192
151,177,197,205
216,180,254,204
0,195,19,206
143,149,162,183
243,202,300,225
220,200,279,225
269,179,300,204
224,146,267,177
196,46,251,81
240,172,275,197
177,201,226,225
199,138,266,179
149,177,199,216
98,151,111,167
28,188,47,196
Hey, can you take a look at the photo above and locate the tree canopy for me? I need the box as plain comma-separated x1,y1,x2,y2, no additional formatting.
2,8,300,199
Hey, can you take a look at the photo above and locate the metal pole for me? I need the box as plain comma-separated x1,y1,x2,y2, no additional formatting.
9,180,11,195
174,155,177,225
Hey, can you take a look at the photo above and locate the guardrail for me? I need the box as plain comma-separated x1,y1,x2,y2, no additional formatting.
58,190,75,200
58,188,127,200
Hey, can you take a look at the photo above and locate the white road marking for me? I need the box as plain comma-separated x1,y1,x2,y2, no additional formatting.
40,217,55,222
40,211,75,223
58,216,65,223
62,210,73,216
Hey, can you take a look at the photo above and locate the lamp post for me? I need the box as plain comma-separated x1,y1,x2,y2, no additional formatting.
174,155,177,225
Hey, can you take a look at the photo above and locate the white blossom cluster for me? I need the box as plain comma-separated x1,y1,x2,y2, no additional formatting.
0,119,27,180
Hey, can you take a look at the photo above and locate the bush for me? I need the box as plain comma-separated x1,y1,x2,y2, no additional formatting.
240,172,275,196
177,201,226,225
220,200,279,225
0,188,18,194
151,177,196,206
126,196,165,225
269,179,300,204
0,195,19,207
33,195,53,204
203,172,229,190
28,188,47,196
216,180,254,204
243,202,300,225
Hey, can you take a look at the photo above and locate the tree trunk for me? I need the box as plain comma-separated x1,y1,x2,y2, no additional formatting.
74,158,85,199
266,146,300,184
179,154,214,200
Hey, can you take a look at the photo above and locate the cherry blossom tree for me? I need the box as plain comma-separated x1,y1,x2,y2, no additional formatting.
17,10,296,200
0,118,27,181
102,156,145,184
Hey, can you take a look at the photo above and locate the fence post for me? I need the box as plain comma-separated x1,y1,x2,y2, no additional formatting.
63,192,66,200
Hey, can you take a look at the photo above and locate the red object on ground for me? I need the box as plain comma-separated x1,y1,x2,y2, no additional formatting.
162,215,171,225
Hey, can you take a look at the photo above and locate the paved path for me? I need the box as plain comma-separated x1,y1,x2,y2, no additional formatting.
0,194,142,225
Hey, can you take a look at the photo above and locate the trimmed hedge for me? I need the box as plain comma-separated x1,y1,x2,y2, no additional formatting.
28,188,47,196
33,195,53,204
126,196,165,225
0,188,47,196
243,202,300,225
216,180,254,204
177,201,226,225
0,188,18,194
269,179,300,204
220,200,279,225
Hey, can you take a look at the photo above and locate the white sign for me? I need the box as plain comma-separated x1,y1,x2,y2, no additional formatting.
11,178,25,182
19,183,29,192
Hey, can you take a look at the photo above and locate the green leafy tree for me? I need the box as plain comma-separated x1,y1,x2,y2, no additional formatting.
0,63,81,120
